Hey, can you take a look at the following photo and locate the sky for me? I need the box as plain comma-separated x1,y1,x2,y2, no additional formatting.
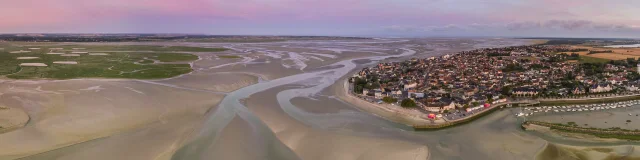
1,0,640,38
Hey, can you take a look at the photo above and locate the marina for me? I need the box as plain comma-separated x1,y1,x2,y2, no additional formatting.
518,100,640,117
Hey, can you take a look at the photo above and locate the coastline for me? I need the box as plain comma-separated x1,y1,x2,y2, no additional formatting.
336,79,434,126
337,78,531,130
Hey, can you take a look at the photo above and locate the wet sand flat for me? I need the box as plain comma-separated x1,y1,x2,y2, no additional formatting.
0,80,223,159
156,72,258,93
18,115,206,160
247,86,430,160
536,143,640,160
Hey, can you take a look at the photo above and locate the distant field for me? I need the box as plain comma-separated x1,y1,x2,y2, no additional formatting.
0,43,215,79
531,39,549,45
578,56,610,64
561,45,640,61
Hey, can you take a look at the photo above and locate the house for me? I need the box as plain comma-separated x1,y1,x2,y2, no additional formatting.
423,98,456,113
374,89,383,99
423,102,455,113
512,87,539,96
572,86,585,95
404,82,418,89
412,93,425,98
626,84,639,91
590,83,612,93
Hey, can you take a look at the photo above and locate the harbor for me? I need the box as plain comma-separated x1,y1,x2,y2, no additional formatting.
517,100,640,117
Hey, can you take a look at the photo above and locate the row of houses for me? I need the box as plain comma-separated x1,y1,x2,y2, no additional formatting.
354,45,640,113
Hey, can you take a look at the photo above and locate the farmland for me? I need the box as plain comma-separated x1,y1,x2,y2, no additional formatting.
561,45,640,61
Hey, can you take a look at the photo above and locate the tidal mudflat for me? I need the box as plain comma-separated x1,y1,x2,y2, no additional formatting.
3,38,627,160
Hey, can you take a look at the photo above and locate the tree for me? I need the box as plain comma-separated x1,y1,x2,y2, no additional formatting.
501,86,513,96
443,110,449,114
472,102,480,107
382,97,398,104
401,99,417,108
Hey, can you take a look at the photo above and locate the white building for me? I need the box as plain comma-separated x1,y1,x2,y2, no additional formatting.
404,82,418,89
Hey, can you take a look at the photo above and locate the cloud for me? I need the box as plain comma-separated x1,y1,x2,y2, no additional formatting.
385,20,640,33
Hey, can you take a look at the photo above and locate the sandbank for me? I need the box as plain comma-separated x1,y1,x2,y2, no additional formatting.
157,72,258,92
16,57,40,60
20,63,48,67
61,54,80,57
0,107,29,134
53,61,79,65
10,50,31,53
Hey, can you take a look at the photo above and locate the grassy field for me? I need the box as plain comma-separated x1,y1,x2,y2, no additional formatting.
0,43,215,79
578,56,610,63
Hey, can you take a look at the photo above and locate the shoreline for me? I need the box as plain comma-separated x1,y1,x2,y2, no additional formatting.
338,79,530,130
340,74,640,130
337,79,433,127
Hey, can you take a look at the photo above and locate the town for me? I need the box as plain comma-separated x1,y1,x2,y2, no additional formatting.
350,44,640,120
